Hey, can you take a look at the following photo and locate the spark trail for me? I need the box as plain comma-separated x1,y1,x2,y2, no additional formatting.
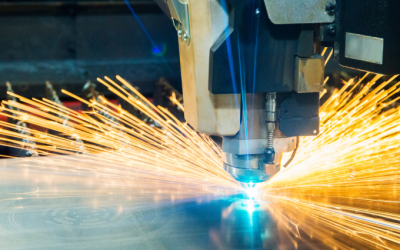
0,76,239,199
2,71,400,248
263,73,400,249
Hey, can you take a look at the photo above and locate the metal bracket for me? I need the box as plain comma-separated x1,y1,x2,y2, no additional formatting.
166,0,190,45
263,0,335,24
294,55,325,93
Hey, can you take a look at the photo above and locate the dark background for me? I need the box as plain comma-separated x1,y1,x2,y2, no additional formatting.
0,0,369,102
0,0,181,100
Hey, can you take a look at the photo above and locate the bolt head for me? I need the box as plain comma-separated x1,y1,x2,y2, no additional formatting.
183,33,188,41
177,30,182,37
255,8,260,16
266,123,275,131
326,2,336,15
328,24,336,36
264,148,275,164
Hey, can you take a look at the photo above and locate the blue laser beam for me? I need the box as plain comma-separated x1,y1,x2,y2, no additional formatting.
221,0,240,110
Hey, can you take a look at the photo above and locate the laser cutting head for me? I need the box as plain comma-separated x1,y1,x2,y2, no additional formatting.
220,93,299,184
154,0,322,183
155,0,400,183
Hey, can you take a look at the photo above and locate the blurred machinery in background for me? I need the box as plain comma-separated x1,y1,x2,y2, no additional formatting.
6,82,38,157
0,0,184,157
4,77,184,157
0,0,181,100
154,77,184,122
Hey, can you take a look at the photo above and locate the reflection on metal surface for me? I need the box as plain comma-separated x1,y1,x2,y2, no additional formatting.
345,33,384,64
0,157,331,250
0,155,239,249
0,155,396,249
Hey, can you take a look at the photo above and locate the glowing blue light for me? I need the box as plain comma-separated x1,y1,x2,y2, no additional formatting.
245,186,258,200
241,199,259,219
123,0,176,77
153,47,161,54
237,199,259,221
152,43,167,57
245,200,256,215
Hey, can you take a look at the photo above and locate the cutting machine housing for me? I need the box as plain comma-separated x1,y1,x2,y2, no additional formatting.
155,0,400,183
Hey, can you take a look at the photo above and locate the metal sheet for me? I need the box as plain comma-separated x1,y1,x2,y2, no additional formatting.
0,185,328,249
263,0,335,24
0,156,354,249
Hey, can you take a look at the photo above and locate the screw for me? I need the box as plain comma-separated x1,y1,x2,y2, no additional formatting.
177,30,182,38
183,33,188,41
255,8,260,17
328,24,336,36
326,2,336,15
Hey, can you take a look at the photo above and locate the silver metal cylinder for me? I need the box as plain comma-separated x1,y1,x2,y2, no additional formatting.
265,92,276,149
267,131,274,148
222,94,271,183
265,93,276,122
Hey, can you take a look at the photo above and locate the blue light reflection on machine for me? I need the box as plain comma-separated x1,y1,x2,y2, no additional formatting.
221,0,240,110
123,0,176,78
152,43,167,56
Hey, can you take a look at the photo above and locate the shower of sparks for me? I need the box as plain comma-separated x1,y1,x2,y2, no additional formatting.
263,73,400,249
2,69,400,248
0,76,239,203
169,92,184,111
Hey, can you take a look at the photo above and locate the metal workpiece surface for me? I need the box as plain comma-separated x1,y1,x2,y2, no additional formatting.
0,189,327,249
0,156,330,250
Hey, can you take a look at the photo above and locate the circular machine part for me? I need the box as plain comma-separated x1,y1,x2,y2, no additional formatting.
222,153,280,183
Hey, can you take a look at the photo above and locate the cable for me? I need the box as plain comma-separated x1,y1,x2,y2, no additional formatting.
282,136,299,169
